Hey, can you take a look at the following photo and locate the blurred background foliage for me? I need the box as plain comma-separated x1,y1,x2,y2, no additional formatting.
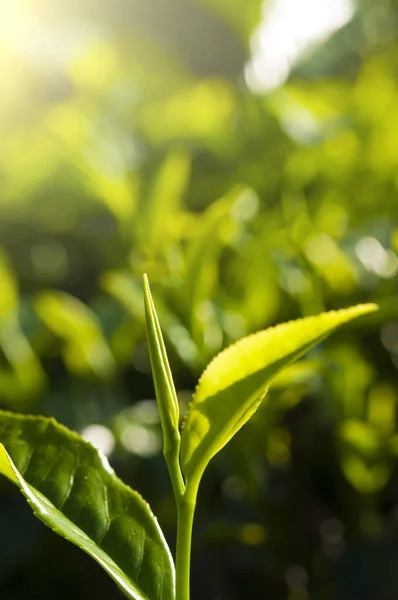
0,0,398,598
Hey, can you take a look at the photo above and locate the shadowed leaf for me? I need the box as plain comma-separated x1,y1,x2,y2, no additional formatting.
0,410,175,600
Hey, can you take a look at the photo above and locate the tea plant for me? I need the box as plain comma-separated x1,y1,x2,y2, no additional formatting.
0,276,377,600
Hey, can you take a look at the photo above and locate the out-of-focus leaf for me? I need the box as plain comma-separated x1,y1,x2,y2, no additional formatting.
102,272,144,320
181,304,378,483
0,410,175,600
34,292,115,378
340,455,391,495
270,361,319,389
102,273,159,326
143,150,191,252
304,233,358,293
224,225,280,333
102,271,199,368
338,419,380,456
0,250,45,401
179,190,243,356
87,169,138,227
367,382,397,436
0,316,46,400
0,249,18,316
326,343,374,419
139,81,236,145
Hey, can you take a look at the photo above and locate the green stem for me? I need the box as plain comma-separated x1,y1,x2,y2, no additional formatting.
164,434,185,503
175,482,199,600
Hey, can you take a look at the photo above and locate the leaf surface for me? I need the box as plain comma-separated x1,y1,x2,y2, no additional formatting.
181,304,378,482
143,274,180,451
0,411,175,600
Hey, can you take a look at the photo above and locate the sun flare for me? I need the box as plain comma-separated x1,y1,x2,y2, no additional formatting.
246,0,355,92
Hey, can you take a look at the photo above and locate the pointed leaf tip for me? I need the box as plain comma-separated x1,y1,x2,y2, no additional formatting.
181,303,378,483
143,274,180,438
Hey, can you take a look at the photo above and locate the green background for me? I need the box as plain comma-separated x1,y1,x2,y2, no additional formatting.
0,0,398,598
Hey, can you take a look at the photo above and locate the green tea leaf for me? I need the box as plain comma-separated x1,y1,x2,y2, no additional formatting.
143,275,180,436
143,275,185,500
0,410,175,600
181,304,378,483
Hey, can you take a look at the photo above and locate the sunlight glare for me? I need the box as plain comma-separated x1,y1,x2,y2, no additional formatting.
246,0,355,93
0,1,94,67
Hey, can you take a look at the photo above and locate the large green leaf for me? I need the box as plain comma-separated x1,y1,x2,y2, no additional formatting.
181,304,378,483
0,411,175,600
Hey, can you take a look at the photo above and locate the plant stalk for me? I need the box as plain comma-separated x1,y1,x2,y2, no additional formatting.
164,433,185,503
175,482,198,600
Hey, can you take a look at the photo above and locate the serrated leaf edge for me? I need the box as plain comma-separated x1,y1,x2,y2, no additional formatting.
182,303,378,430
